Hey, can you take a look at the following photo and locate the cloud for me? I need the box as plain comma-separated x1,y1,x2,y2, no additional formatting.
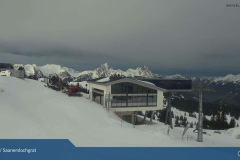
0,0,239,76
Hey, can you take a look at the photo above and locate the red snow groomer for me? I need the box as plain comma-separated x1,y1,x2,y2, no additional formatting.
67,85,82,96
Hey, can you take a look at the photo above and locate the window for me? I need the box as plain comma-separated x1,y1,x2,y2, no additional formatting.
147,95,157,106
138,96,147,106
112,83,156,94
127,96,133,106
111,82,157,108
128,85,133,94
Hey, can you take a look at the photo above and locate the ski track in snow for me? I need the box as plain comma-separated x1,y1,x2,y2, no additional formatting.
0,76,240,147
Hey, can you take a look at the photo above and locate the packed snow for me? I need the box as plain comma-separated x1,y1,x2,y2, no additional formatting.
0,76,240,147
138,80,156,86
96,77,110,82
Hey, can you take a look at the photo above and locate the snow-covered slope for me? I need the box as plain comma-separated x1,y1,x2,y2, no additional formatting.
0,76,240,146
0,76,180,146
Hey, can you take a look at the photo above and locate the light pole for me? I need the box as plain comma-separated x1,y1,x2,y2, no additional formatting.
197,87,203,142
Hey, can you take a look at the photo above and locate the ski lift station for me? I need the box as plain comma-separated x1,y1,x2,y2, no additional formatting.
88,77,192,124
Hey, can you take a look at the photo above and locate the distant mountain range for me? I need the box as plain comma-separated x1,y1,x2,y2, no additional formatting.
13,63,240,117
14,63,157,80
13,63,240,83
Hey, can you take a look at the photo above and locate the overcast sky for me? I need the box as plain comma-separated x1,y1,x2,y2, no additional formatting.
0,0,239,76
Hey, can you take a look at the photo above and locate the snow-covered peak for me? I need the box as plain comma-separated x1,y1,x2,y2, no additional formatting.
39,64,66,76
164,74,187,79
136,66,155,78
77,63,156,79
62,67,82,77
17,64,44,79
15,63,240,83
124,66,155,78
102,63,109,69
95,63,111,77
13,63,157,80
213,74,240,83
24,64,38,76
37,64,84,79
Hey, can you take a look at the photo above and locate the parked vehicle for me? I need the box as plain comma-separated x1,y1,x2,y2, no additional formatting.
67,85,82,96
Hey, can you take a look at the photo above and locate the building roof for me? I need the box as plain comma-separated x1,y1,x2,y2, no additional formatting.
88,77,192,92
88,77,125,84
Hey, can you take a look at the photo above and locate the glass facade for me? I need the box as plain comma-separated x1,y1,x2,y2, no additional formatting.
111,83,157,94
111,83,157,108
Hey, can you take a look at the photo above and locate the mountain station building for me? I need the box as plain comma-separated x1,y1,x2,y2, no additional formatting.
88,77,192,124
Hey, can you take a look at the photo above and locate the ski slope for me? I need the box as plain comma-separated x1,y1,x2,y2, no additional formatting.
0,76,239,147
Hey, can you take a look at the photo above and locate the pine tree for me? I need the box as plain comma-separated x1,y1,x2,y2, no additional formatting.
220,110,229,129
229,117,236,128
209,106,230,130
190,122,193,128
184,117,187,122
158,109,166,123
182,119,186,127
203,116,210,129
175,116,180,127
180,115,183,121
182,117,187,127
